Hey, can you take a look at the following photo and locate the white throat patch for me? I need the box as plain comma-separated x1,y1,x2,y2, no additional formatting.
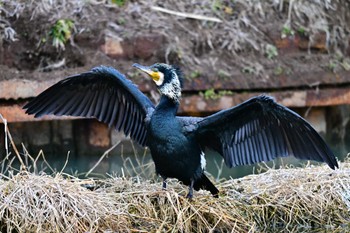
154,72,164,86
159,70,181,103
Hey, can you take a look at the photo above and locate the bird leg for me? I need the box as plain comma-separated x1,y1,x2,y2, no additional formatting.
162,176,167,190
186,179,194,199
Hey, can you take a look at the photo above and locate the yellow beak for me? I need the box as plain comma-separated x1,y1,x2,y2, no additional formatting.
132,63,161,82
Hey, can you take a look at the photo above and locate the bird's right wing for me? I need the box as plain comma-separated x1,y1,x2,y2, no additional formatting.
23,66,155,146
192,95,338,169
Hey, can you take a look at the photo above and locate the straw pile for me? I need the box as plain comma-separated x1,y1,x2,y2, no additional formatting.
0,162,349,232
0,115,349,231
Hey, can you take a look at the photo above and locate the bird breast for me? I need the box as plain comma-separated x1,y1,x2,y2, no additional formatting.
148,120,185,154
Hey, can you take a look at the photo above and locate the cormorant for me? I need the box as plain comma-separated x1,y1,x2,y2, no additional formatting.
23,63,338,198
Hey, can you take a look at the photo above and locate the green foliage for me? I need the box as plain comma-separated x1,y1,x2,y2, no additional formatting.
297,27,306,36
189,70,201,79
281,25,294,38
328,51,350,73
211,0,234,15
328,59,350,73
328,60,338,72
50,19,75,50
200,88,233,100
117,17,126,25
202,88,216,99
218,90,233,96
212,0,223,11
274,66,283,75
217,69,230,79
241,66,255,74
265,44,278,59
112,0,127,7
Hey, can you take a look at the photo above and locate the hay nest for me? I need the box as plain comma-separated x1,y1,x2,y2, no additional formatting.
0,162,349,232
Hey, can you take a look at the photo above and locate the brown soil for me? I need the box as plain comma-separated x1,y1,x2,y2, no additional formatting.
0,0,350,89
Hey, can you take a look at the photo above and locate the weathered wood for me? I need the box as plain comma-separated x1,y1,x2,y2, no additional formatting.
2,87,350,122
0,103,80,122
274,33,328,53
2,70,350,100
0,79,62,100
180,87,350,114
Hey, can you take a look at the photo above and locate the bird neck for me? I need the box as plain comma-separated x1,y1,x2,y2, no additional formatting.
155,95,179,115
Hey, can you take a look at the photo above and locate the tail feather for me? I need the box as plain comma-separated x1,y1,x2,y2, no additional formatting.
194,175,219,197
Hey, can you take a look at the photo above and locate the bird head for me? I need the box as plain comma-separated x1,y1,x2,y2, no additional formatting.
133,63,183,103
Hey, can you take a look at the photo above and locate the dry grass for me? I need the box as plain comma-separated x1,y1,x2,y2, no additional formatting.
1,115,350,232
0,172,130,232
1,0,350,75
134,0,350,75
0,162,349,232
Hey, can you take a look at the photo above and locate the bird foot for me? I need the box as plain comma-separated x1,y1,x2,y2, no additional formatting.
162,180,167,190
186,193,193,199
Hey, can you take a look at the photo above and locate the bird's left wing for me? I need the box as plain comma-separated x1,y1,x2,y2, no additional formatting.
190,95,338,169
23,66,155,146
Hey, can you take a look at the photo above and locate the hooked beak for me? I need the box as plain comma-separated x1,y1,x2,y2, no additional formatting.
132,63,161,82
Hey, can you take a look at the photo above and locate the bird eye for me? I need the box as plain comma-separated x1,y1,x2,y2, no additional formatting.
151,68,159,72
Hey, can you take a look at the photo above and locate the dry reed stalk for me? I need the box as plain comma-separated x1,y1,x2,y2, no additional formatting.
1,113,350,232
0,162,349,232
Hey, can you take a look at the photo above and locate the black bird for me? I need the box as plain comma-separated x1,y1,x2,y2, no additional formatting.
23,63,338,198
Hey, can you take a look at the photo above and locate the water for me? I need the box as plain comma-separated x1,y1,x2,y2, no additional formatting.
1,137,346,180
55,145,345,180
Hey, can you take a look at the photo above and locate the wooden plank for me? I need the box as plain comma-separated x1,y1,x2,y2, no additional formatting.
0,79,62,100
1,69,350,100
180,87,350,114
0,103,82,122
2,86,350,122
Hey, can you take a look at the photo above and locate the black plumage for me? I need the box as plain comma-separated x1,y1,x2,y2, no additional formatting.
23,63,338,198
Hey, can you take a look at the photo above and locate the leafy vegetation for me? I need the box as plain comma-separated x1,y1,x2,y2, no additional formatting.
189,70,201,79
111,0,127,7
281,25,295,38
201,88,233,100
217,69,230,79
328,52,350,73
274,65,284,75
297,26,307,36
241,66,256,74
50,19,75,50
265,44,278,59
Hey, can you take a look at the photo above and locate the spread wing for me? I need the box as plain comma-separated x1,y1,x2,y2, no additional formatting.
23,66,155,146
192,95,338,169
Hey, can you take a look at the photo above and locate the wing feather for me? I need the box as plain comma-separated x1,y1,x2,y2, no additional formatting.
104,93,116,125
23,66,155,146
192,95,338,169
32,90,64,116
64,93,84,115
54,91,77,116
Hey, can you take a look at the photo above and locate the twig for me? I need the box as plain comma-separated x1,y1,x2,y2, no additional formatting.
39,149,55,173
151,6,222,23
85,140,121,177
59,151,70,174
21,143,36,173
1,114,8,156
38,58,66,71
0,114,26,171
